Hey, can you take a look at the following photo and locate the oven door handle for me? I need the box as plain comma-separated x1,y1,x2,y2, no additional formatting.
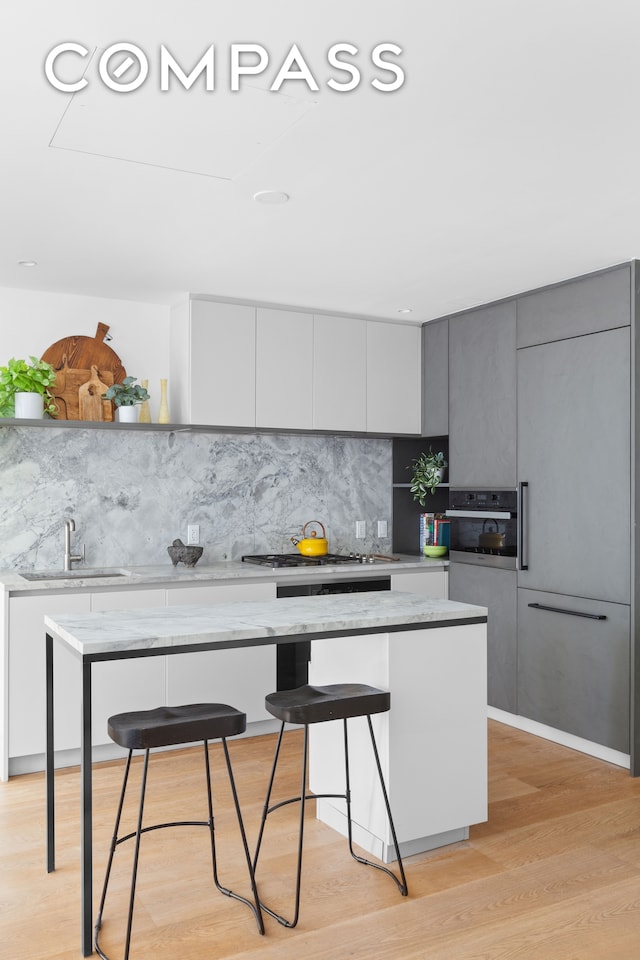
518,481,529,571
445,509,514,519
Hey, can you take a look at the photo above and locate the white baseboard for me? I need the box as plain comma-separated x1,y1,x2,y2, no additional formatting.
8,717,281,778
488,707,630,770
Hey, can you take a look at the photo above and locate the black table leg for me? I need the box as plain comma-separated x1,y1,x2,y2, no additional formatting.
46,633,55,873
81,659,93,956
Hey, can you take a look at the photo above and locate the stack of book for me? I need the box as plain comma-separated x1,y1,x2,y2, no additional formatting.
419,513,450,552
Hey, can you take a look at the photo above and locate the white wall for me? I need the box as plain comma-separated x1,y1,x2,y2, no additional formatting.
0,286,171,421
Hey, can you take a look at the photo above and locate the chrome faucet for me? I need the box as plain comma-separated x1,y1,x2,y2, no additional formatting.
63,518,85,571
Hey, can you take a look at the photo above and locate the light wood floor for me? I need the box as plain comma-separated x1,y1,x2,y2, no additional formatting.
2,720,640,960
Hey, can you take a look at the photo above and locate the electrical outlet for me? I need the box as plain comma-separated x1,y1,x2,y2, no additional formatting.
187,524,200,545
377,520,388,538
355,520,366,539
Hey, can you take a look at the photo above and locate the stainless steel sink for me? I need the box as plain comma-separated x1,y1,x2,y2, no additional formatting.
20,569,132,581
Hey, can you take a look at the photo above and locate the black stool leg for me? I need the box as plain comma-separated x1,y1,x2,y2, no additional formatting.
204,739,264,934
124,748,151,960
94,750,148,960
343,716,408,895
289,721,309,929
95,748,150,960
95,750,134,957
253,721,308,928
252,720,285,872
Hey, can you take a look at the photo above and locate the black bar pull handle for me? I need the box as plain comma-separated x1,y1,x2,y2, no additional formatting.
518,481,529,570
528,602,607,621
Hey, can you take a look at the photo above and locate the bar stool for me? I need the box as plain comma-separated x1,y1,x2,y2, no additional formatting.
253,683,408,928
94,703,264,960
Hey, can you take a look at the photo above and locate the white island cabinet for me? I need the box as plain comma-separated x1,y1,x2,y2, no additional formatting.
309,617,487,859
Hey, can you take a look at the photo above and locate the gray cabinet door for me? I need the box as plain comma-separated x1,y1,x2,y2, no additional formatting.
517,588,630,753
516,264,631,349
449,302,517,487
517,326,631,604
421,318,448,437
449,562,517,714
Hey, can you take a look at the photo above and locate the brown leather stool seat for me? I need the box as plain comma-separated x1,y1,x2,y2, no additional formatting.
253,683,408,928
95,702,263,960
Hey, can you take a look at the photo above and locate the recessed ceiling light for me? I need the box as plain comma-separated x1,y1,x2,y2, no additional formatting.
253,190,290,205
18,259,38,267
397,308,412,314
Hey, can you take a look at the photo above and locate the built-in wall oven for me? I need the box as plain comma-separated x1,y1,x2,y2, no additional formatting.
446,489,522,570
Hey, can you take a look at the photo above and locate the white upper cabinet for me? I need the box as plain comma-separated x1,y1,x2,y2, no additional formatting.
171,299,421,435
312,314,366,432
256,308,314,429
171,299,256,427
366,321,421,434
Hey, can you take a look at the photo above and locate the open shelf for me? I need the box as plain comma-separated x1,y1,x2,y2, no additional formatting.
392,436,449,555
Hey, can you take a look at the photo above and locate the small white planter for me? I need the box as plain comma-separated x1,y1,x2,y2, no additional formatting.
117,405,139,423
15,392,44,419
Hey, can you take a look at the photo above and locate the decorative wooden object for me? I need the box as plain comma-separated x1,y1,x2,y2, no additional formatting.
78,366,112,422
46,357,115,421
41,323,125,420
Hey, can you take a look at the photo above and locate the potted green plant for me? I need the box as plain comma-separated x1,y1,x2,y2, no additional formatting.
408,448,448,506
102,377,150,422
0,356,58,418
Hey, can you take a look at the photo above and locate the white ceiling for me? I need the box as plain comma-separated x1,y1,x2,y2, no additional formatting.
2,1,640,322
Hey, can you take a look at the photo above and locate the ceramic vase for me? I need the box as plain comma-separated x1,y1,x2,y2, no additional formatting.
158,378,170,424
138,379,152,423
15,392,44,418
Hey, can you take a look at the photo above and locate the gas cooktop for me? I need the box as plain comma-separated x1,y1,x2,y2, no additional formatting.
242,553,367,568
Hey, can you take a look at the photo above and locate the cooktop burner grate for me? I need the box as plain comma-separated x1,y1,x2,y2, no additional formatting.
242,553,364,568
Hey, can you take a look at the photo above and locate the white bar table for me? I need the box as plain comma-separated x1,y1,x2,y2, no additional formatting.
43,591,487,956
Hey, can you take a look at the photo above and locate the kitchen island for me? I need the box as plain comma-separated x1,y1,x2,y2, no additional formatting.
43,590,487,956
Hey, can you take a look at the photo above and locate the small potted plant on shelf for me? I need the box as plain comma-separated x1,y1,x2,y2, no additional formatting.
102,377,150,423
408,448,448,506
0,356,58,418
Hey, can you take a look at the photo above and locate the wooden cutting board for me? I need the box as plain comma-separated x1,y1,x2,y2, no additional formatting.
49,357,115,420
78,366,112,421
42,323,125,420
42,323,126,385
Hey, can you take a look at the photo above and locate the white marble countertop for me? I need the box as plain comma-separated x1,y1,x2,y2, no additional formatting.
0,554,447,594
45,590,486,657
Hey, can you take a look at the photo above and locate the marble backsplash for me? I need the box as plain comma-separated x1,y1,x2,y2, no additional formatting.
0,426,392,571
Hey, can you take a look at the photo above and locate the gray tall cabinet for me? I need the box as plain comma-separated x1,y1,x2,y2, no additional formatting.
433,261,639,771
449,301,517,488
445,302,518,714
516,268,632,756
